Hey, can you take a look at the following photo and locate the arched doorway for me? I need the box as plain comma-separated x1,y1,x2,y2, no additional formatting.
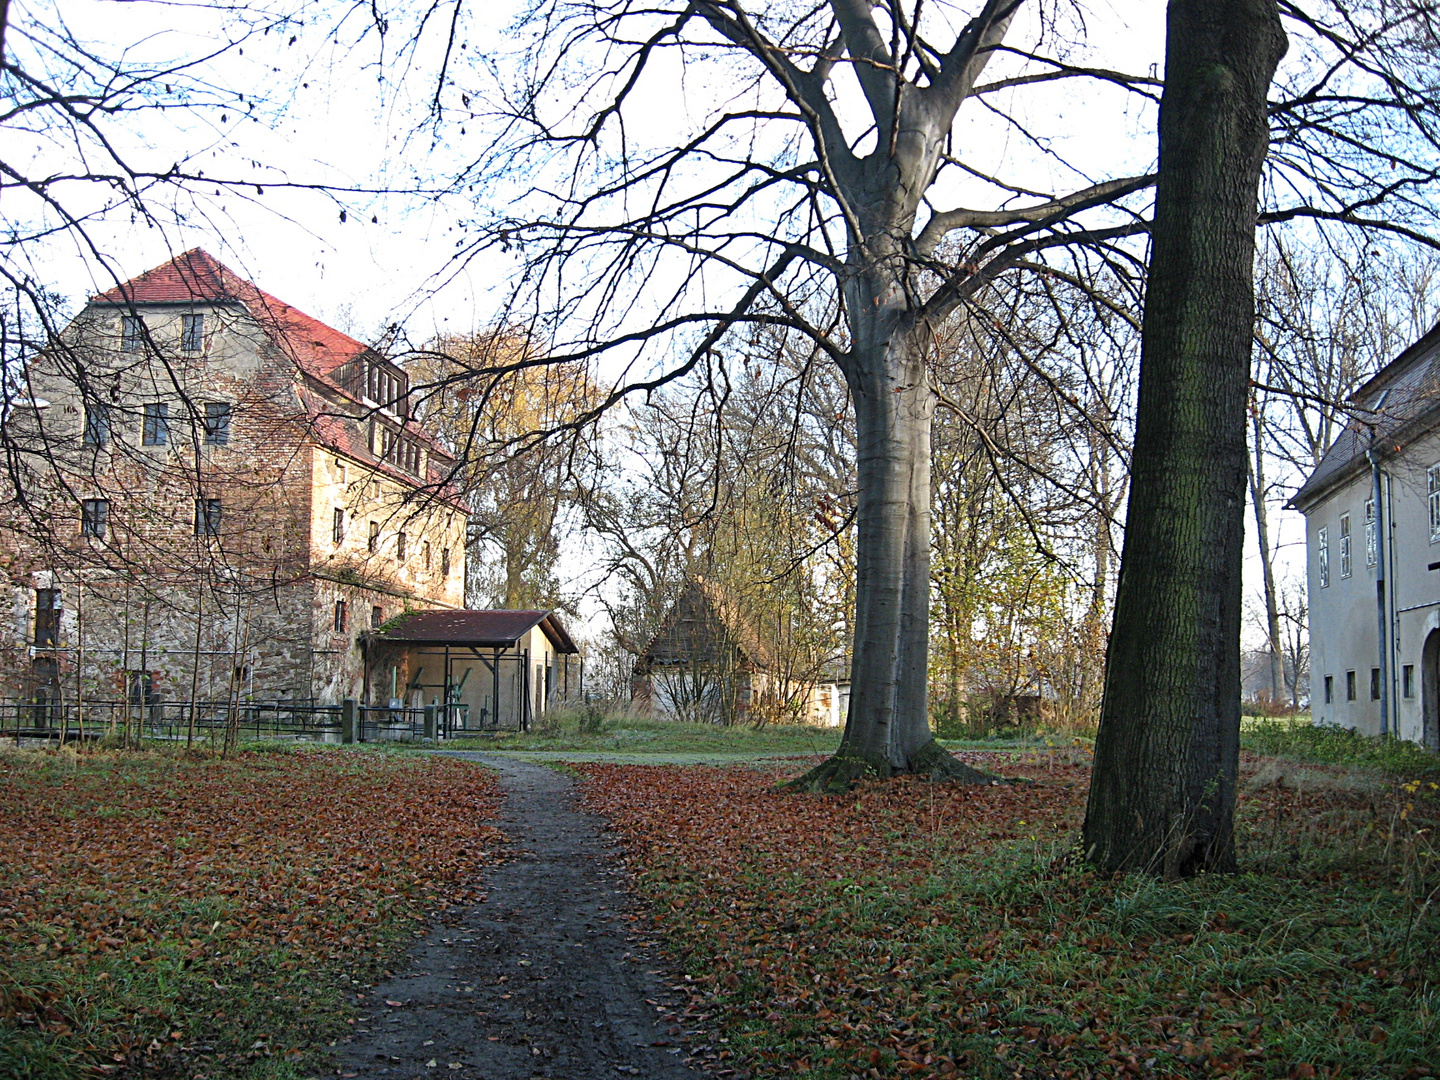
1423,630,1440,751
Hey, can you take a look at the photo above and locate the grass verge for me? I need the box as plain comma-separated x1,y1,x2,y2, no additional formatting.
0,745,502,1079
442,709,844,757
576,740,1439,1079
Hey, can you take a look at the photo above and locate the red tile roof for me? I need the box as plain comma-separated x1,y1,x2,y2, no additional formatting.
93,249,370,379
91,250,463,505
375,609,578,653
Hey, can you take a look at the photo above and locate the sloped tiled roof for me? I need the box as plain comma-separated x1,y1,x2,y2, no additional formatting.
1292,320,1440,510
90,250,463,506
92,249,372,382
374,609,578,653
637,578,772,671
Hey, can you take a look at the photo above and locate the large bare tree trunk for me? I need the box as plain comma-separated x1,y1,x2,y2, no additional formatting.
1083,0,1285,875
792,313,992,791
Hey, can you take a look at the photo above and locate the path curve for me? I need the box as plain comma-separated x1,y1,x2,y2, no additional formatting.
334,753,705,1080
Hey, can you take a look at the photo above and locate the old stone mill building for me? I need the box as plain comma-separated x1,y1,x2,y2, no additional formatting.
0,250,576,734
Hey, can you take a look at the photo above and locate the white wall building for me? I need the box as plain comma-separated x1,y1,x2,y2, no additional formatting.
1293,322,1440,749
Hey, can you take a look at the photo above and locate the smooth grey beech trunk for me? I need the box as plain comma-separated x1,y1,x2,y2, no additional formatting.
1083,0,1286,875
785,0,1017,792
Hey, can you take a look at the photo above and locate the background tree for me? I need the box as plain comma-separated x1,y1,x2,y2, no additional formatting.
406,331,598,610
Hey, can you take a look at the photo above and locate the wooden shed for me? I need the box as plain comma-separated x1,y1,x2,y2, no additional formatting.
365,609,579,731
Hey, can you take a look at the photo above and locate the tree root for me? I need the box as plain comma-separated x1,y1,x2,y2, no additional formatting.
907,738,1000,784
784,739,999,793
783,751,887,794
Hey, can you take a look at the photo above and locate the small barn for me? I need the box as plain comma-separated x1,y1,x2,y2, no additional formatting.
364,609,579,732
633,580,848,726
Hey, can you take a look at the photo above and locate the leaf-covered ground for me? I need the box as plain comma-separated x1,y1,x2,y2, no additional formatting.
0,747,502,1080
577,752,1440,1080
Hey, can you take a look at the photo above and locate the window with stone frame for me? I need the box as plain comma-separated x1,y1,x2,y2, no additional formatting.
81,498,109,539
83,403,109,446
142,402,169,446
181,313,204,352
203,402,231,445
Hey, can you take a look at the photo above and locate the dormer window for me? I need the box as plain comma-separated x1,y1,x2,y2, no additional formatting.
370,420,422,475
365,361,408,417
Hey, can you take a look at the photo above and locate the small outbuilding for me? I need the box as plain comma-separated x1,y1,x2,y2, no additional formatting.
632,580,848,726
364,609,579,732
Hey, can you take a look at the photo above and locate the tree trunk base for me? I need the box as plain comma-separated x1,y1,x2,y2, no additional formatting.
784,739,997,793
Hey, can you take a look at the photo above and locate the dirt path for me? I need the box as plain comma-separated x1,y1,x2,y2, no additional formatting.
333,754,706,1080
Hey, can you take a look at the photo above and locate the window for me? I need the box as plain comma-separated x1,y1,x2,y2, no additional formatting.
1371,667,1381,701
83,403,109,447
1403,664,1415,698
1365,498,1377,567
1339,514,1352,579
203,402,231,445
1324,675,1334,704
122,315,145,352
142,402,169,446
396,531,406,562
333,599,348,632
81,498,109,539
1346,670,1357,701
371,605,384,629
365,362,408,416
440,547,450,577
368,521,379,554
423,541,431,571
333,507,345,546
370,422,422,474
181,313,204,352
194,498,222,536
33,588,60,647
1430,463,1440,541
1317,526,1329,588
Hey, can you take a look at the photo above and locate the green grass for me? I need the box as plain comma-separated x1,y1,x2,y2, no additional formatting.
441,708,846,757
1242,716,1440,779
578,737,1440,1080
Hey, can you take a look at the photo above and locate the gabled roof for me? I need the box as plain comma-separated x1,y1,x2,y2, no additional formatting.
638,578,771,671
88,250,462,504
373,609,578,653
91,249,372,383
1291,318,1440,512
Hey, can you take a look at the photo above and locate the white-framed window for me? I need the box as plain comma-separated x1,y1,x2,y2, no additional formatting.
1365,498,1377,567
1429,464,1440,541
203,402,231,445
1339,513,1352,578
1318,526,1329,588
1403,665,1415,698
181,313,204,352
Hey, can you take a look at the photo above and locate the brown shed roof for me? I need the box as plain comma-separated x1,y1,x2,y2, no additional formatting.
374,609,578,653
